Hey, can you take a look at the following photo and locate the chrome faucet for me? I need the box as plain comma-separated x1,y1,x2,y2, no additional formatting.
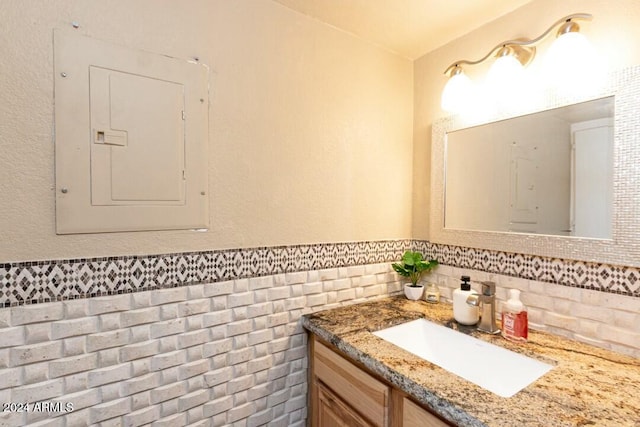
466,281,501,334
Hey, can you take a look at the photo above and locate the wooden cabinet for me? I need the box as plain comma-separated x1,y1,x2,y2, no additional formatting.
311,338,389,426
316,381,376,427
310,335,452,427
402,397,450,427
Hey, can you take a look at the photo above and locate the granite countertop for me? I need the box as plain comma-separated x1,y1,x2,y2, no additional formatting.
301,296,640,427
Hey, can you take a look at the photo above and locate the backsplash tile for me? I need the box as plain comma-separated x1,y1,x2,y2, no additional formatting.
2,239,638,307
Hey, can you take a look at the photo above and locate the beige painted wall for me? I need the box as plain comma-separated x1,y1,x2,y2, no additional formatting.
0,0,414,262
413,0,640,239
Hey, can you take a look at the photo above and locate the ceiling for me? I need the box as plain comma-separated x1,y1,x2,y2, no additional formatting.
272,0,532,59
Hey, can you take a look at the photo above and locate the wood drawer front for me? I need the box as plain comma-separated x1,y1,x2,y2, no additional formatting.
402,397,450,427
317,381,376,427
314,340,389,427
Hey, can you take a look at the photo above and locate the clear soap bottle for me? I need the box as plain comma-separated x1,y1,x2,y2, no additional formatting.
501,289,528,342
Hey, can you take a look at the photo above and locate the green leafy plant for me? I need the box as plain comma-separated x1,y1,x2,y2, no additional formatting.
392,251,439,287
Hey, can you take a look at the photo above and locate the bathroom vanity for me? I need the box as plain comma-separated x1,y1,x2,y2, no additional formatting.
302,297,640,426
310,336,450,426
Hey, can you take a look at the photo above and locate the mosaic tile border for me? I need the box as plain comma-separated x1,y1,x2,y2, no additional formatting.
0,240,411,307
1,239,638,307
413,241,640,298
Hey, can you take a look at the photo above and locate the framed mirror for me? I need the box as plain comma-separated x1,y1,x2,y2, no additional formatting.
431,66,640,267
445,97,614,239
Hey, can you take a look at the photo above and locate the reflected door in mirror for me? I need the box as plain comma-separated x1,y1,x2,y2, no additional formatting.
571,118,613,238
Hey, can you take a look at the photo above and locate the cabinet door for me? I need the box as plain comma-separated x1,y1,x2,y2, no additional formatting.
402,397,450,427
313,340,389,426
317,381,375,427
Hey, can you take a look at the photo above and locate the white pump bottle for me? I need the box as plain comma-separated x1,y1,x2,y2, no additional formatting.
453,275,479,325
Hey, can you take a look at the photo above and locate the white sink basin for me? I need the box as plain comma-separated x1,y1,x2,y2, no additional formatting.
373,318,553,398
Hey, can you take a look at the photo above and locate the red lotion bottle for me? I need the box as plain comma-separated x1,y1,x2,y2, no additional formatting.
501,289,528,342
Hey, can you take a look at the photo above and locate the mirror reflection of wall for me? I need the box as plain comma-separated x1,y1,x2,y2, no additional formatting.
444,96,614,238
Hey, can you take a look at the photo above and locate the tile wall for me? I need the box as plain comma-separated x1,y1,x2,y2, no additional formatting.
0,263,402,427
1,239,638,426
415,241,640,358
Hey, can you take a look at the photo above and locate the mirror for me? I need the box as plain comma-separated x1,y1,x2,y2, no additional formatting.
444,97,614,239
431,65,640,267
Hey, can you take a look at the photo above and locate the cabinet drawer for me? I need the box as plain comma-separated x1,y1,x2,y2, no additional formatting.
317,381,376,427
314,340,389,427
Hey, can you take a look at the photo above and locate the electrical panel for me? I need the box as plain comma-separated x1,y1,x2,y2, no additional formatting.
54,31,209,234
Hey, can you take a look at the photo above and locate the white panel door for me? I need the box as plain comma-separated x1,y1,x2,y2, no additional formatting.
571,119,613,239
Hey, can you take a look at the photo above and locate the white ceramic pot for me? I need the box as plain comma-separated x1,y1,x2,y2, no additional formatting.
404,283,424,301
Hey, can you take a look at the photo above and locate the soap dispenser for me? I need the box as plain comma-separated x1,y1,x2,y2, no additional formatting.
501,289,528,342
453,276,479,325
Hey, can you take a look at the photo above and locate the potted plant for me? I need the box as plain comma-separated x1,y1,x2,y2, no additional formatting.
392,251,439,300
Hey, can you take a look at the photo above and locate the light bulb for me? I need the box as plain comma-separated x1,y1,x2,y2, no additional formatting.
441,70,473,114
484,53,528,112
544,31,606,96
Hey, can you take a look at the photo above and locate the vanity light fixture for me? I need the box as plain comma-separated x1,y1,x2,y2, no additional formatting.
441,13,594,113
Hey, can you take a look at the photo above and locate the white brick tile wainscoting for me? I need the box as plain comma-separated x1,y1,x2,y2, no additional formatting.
0,263,401,427
2,241,639,425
